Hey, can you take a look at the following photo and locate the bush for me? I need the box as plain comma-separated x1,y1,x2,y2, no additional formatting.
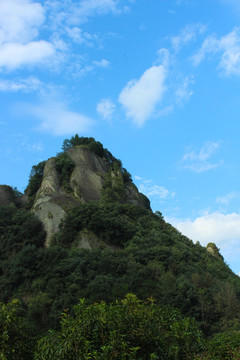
55,152,75,192
34,294,204,360
0,299,34,360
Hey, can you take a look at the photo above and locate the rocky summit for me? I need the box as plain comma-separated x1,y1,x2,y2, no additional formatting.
26,139,150,245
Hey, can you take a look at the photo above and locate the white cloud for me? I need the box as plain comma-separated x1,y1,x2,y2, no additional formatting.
66,27,98,45
169,212,240,271
76,0,118,16
0,0,55,70
180,141,222,173
134,175,143,181
192,27,240,76
175,76,194,105
216,192,239,205
0,41,55,70
139,184,174,199
0,0,45,44
171,23,207,52
66,0,128,26
72,58,111,77
0,0,131,72
118,64,167,126
92,59,110,68
97,98,115,121
26,102,94,136
155,105,174,117
0,77,42,92
135,177,175,200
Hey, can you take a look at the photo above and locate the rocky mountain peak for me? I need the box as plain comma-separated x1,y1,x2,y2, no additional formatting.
26,136,150,245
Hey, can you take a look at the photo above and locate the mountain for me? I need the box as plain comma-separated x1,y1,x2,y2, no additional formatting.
1,135,240,358
25,137,149,246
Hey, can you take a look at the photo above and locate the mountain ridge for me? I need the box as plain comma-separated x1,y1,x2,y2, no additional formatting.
26,138,150,245
1,135,240,345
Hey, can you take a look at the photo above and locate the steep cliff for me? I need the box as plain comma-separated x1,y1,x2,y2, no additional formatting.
29,141,149,245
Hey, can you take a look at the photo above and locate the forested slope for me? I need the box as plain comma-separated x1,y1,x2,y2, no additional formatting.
1,136,240,359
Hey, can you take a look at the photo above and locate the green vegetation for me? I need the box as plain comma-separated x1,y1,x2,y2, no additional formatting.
1,200,240,339
1,136,240,358
62,134,106,158
0,299,34,360
25,161,46,208
55,152,75,192
62,134,133,183
35,294,203,360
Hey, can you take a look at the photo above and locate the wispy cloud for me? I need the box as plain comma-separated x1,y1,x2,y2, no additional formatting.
72,58,111,77
48,0,131,28
65,27,98,46
220,0,240,13
97,98,115,121
14,134,44,153
92,59,111,68
24,101,94,136
0,77,43,92
180,141,222,173
74,0,119,16
135,177,175,201
2,133,44,163
216,192,240,205
192,27,240,76
118,50,168,126
139,183,175,199
171,23,207,52
175,76,194,105
134,175,143,181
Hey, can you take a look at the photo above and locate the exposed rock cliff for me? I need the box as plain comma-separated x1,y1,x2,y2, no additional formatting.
68,146,107,202
30,145,149,245
206,242,224,260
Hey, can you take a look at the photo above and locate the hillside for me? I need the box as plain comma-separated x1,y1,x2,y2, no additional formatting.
1,135,240,359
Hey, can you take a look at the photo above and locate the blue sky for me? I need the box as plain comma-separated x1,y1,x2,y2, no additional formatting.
1,0,240,274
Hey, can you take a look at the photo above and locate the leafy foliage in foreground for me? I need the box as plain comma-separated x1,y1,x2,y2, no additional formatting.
35,294,204,360
0,300,34,360
2,295,240,360
194,331,240,359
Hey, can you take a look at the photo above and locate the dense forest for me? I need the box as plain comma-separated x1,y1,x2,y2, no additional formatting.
1,136,240,359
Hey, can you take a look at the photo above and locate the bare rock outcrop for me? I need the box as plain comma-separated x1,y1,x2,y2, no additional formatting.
207,243,224,260
68,147,107,202
32,147,108,245
31,146,150,246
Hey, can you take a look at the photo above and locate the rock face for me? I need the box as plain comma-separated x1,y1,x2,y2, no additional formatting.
206,243,224,260
31,146,150,246
68,147,107,202
32,157,66,246
31,147,109,245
